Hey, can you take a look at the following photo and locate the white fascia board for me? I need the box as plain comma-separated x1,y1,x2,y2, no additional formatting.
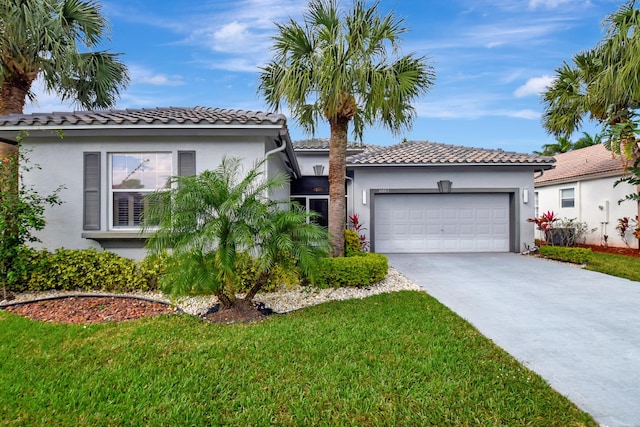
0,124,284,131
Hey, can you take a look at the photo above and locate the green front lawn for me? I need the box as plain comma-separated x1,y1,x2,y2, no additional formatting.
586,251,640,282
0,291,595,426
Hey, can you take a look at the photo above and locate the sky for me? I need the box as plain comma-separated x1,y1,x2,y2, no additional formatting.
24,0,625,154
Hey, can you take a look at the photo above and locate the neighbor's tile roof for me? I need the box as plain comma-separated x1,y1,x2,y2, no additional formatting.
293,138,365,150
535,144,625,185
347,140,555,166
0,106,286,127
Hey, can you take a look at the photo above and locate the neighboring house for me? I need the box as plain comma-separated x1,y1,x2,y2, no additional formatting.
0,107,299,260
0,107,554,258
534,144,637,247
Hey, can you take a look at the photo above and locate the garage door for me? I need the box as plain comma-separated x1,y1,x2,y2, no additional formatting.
374,193,510,253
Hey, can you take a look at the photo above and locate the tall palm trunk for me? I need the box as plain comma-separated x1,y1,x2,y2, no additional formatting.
328,117,349,257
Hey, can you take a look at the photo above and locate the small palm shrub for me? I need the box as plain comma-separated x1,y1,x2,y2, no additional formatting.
144,157,330,308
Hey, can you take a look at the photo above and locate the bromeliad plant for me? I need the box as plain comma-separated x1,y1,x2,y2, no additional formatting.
143,157,330,310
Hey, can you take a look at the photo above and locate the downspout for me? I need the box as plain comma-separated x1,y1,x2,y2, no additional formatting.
264,137,287,178
264,137,287,199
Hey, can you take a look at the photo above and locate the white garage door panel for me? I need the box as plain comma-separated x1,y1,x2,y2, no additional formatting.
375,194,510,253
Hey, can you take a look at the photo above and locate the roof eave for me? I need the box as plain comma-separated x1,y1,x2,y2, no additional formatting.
535,170,627,187
347,162,555,168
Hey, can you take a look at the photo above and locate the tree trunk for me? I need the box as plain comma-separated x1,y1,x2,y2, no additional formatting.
0,73,34,115
216,290,235,309
245,271,269,303
328,117,349,257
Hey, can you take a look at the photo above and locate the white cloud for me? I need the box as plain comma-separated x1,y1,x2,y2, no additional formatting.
415,94,541,121
508,109,540,119
211,21,252,53
513,75,555,98
528,0,580,9
129,65,185,86
23,78,76,113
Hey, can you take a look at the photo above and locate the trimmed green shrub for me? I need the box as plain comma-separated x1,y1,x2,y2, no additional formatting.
139,251,171,290
235,253,301,293
316,252,388,288
10,249,167,293
539,245,593,264
345,229,361,255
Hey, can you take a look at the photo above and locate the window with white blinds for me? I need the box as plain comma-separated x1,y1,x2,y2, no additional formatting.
110,153,172,228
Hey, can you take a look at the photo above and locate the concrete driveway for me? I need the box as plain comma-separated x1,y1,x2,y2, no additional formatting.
386,253,640,427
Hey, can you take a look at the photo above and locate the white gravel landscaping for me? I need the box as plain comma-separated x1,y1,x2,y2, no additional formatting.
3,267,424,315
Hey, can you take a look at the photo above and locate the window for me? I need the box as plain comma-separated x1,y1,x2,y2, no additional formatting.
560,188,575,208
534,191,539,218
110,153,172,227
292,196,329,227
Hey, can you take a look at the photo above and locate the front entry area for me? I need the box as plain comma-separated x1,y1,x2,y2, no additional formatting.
374,193,510,253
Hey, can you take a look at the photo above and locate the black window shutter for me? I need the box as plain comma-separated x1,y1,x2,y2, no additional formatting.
178,151,196,176
83,152,101,230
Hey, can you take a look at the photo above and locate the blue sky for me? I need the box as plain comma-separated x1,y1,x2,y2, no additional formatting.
25,0,623,154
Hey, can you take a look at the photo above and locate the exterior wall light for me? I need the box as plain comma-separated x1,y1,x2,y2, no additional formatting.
313,164,325,176
437,180,452,193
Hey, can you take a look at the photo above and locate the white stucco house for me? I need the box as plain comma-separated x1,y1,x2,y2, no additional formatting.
0,106,554,259
534,144,637,247
293,138,554,253
0,107,299,260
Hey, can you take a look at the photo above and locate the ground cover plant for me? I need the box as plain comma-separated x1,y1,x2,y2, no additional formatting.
585,251,640,282
537,244,640,282
0,291,595,426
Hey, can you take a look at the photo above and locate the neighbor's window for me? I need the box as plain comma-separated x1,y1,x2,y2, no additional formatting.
534,191,539,218
560,188,575,208
110,153,172,227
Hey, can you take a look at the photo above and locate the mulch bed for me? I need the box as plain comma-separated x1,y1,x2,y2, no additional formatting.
1,295,274,325
577,243,640,258
2,296,176,324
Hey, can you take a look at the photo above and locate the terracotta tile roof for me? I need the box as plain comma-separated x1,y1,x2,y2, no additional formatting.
0,106,286,127
293,138,365,150
535,144,625,185
347,140,554,166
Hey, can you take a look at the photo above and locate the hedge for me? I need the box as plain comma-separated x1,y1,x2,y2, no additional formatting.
538,245,593,264
316,252,388,288
3,248,166,294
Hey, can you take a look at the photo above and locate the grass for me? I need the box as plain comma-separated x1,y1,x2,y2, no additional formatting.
0,291,595,426
585,251,640,281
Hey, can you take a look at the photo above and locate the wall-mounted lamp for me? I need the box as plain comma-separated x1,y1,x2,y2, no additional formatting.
313,164,325,176
437,180,452,193
523,189,529,204
362,190,367,205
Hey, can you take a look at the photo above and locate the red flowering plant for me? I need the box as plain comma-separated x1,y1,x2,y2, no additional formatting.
348,213,369,252
528,211,558,234
616,216,640,248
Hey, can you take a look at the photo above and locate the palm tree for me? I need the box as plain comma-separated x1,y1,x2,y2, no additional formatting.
542,0,640,247
573,132,602,150
258,0,434,257
534,136,575,156
144,157,329,312
0,0,128,115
